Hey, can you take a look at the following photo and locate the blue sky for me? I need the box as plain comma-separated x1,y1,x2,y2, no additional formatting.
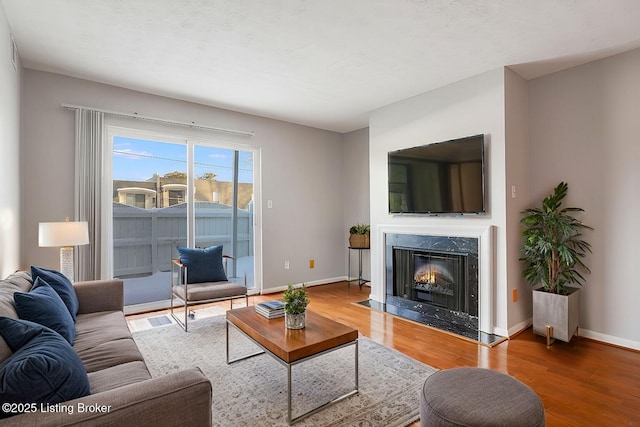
113,137,253,183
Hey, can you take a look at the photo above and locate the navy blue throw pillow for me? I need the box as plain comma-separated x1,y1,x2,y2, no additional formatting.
177,245,228,284
14,277,76,344
0,317,90,419
31,265,79,321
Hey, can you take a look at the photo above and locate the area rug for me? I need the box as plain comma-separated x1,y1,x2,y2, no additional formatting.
132,315,436,426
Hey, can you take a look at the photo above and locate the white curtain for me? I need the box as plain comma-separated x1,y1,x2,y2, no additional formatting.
74,109,104,281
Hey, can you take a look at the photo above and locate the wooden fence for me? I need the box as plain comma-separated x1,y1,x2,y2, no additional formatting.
113,202,253,278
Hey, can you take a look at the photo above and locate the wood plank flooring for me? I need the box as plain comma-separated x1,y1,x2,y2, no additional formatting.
129,282,640,426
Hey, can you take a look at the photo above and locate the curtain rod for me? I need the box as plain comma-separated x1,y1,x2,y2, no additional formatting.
62,103,255,137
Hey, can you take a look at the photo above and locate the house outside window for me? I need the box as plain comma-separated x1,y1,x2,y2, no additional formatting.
116,187,157,209
162,184,187,206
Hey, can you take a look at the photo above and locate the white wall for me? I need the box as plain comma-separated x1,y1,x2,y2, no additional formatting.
504,68,532,331
369,68,513,335
0,5,21,277
529,48,640,349
342,127,371,280
20,70,345,291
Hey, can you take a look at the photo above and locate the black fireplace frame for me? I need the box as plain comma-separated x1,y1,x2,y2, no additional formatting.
385,233,479,335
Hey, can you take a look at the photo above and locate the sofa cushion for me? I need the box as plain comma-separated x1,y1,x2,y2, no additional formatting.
74,311,145,372
0,271,33,365
14,278,76,344
173,281,246,301
74,311,137,353
178,245,227,284
0,270,33,319
31,266,79,321
78,338,146,373
0,317,90,419
87,360,151,394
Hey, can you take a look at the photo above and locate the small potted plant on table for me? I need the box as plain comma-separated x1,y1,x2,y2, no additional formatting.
520,182,592,346
283,284,310,329
348,223,370,248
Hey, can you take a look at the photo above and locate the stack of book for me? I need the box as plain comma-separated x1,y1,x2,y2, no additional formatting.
255,300,285,319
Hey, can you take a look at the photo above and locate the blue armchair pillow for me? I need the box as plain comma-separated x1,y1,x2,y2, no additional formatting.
0,317,90,419
14,277,76,344
177,245,228,284
31,265,79,321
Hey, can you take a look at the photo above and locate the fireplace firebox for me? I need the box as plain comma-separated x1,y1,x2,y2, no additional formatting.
413,251,467,312
391,249,470,314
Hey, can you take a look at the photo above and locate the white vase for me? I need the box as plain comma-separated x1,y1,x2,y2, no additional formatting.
285,312,305,329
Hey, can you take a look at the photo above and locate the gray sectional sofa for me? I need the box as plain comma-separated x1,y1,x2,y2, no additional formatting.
0,270,212,426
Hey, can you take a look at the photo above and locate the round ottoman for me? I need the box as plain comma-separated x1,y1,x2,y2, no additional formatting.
420,367,545,427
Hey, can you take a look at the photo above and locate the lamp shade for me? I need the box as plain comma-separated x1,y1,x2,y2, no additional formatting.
39,221,89,247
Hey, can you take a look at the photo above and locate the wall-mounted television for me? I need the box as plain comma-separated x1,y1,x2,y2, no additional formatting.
388,134,486,215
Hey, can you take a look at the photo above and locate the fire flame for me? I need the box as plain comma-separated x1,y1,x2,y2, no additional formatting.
415,269,437,284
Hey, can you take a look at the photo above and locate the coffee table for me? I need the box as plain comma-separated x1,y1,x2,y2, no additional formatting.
226,306,359,424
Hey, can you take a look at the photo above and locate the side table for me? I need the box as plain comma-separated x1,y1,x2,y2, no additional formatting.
347,246,370,290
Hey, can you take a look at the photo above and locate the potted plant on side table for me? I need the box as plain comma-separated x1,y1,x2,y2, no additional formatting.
520,182,593,346
348,224,370,248
283,284,310,330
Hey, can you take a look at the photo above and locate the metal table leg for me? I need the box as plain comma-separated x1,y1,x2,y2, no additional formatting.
287,339,359,424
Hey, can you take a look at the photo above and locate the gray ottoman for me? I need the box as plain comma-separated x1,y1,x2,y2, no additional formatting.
420,367,545,426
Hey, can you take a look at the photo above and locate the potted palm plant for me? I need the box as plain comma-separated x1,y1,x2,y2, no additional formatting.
283,284,310,329
348,223,370,248
520,182,592,346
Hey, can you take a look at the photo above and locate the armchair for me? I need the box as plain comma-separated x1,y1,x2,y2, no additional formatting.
170,246,248,331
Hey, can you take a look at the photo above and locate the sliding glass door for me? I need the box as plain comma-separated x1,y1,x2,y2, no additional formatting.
108,127,258,311
193,145,255,288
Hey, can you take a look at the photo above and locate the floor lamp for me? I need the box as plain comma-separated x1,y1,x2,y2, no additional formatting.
38,219,89,282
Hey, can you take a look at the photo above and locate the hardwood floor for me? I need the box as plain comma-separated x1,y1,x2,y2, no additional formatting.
129,282,640,426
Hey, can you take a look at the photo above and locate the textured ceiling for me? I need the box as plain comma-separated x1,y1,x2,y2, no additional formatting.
4,0,640,133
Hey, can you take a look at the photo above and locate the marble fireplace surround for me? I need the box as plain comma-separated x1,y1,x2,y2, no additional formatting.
375,225,495,335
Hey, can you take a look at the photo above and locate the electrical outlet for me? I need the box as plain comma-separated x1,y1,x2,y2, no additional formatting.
309,259,315,269
284,260,289,270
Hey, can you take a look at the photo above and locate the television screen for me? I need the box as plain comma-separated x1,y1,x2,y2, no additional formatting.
388,134,485,215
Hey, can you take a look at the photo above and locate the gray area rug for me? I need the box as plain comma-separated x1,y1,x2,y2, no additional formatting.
132,314,436,426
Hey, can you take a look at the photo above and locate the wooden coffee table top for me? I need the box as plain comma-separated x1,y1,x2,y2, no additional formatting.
226,306,358,363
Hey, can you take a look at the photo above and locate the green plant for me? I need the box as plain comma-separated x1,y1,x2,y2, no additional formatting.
283,284,310,315
349,224,370,235
520,182,593,294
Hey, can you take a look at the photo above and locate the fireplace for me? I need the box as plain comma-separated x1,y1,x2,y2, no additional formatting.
385,233,480,338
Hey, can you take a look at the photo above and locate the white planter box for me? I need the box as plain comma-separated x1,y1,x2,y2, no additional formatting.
532,287,580,343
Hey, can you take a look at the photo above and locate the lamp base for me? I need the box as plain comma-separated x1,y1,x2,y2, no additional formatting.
60,246,75,282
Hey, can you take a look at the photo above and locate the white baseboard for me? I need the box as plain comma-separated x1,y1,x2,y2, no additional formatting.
505,318,533,338
261,277,347,294
579,328,640,351
477,318,531,338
